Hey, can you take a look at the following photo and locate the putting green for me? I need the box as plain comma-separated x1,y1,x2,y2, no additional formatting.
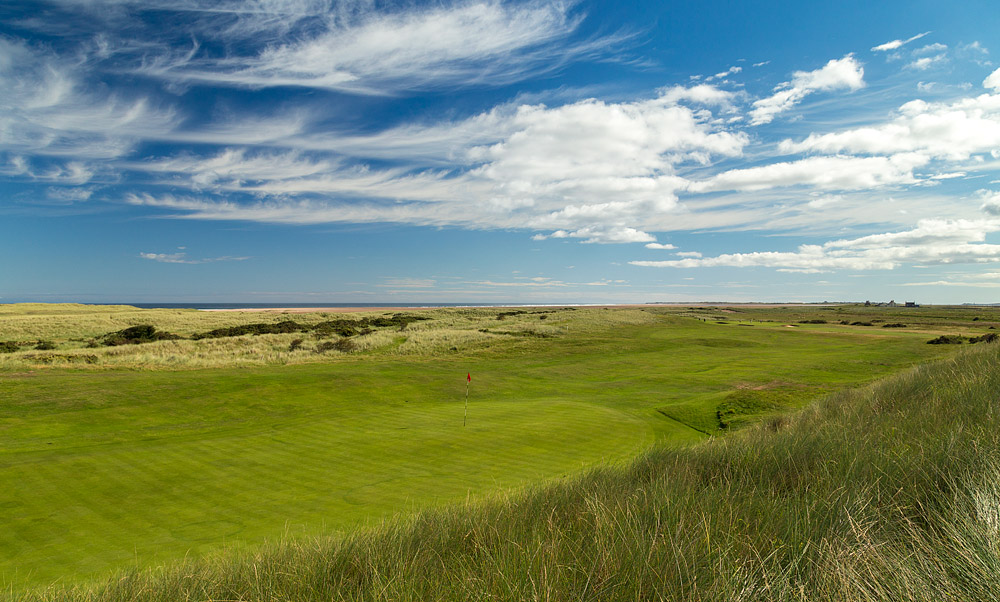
0,367,653,587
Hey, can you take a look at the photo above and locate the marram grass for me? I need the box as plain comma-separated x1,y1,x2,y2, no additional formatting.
15,342,1000,601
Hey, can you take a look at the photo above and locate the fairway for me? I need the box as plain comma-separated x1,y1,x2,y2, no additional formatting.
1,367,650,587
0,304,985,591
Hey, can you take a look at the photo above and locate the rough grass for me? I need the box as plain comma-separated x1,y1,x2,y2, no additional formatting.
0,305,601,369
15,338,1000,601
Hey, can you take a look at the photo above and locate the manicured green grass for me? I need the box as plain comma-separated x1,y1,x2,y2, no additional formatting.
0,304,978,592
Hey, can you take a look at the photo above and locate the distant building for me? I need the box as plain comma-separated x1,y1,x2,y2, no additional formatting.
905,301,919,307
887,300,897,307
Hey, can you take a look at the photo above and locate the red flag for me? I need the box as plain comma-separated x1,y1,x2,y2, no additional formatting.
467,372,471,383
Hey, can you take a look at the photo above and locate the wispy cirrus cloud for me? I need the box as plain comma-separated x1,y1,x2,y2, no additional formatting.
146,1,631,94
871,31,930,52
0,37,178,161
687,153,928,193
139,251,251,264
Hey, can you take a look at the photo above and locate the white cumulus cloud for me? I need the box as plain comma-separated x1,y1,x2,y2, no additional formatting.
778,90,1000,161
749,55,865,125
631,218,1000,272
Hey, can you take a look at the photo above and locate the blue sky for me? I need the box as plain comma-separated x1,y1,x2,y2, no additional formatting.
3,1,1000,304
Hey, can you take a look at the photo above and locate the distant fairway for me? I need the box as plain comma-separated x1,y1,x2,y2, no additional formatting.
0,303,987,590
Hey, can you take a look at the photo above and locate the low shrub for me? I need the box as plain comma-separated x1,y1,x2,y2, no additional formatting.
315,338,356,353
927,335,966,345
798,319,827,324
194,320,307,339
313,320,360,337
969,333,999,344
851,321,873,326
34,340,56,350
332,338,357,352
0,341,20,353
101,324,181,346
288,338,304,352
882,323,907,328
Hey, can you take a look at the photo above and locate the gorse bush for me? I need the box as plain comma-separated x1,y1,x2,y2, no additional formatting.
969,332,999,343
928,335,966,344
101,325,181,346
193,320,308,339
0,341,19,353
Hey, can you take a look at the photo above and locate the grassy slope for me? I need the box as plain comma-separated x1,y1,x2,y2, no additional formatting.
0,304,986,593
24,340,1000,602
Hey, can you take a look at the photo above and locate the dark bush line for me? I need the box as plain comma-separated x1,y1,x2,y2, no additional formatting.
798,319,827,324
313,315,428,336
927,333,999,345
193,314,431,340
192,320,307,340
0,341,20,353
86,315,431,347
496,308,574,321
881,323,907,328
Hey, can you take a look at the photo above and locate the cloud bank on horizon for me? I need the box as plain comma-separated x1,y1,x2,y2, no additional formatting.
3,0,1000,303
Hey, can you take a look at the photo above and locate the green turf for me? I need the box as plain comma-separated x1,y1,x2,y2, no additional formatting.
0,305,971,590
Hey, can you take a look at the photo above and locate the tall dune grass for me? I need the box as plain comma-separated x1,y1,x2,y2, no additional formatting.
18,342,1000,601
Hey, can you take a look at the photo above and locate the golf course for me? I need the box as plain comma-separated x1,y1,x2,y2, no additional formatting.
2,302,998,599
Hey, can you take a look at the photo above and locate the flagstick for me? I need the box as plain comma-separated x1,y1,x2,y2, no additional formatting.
464,378,469,427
